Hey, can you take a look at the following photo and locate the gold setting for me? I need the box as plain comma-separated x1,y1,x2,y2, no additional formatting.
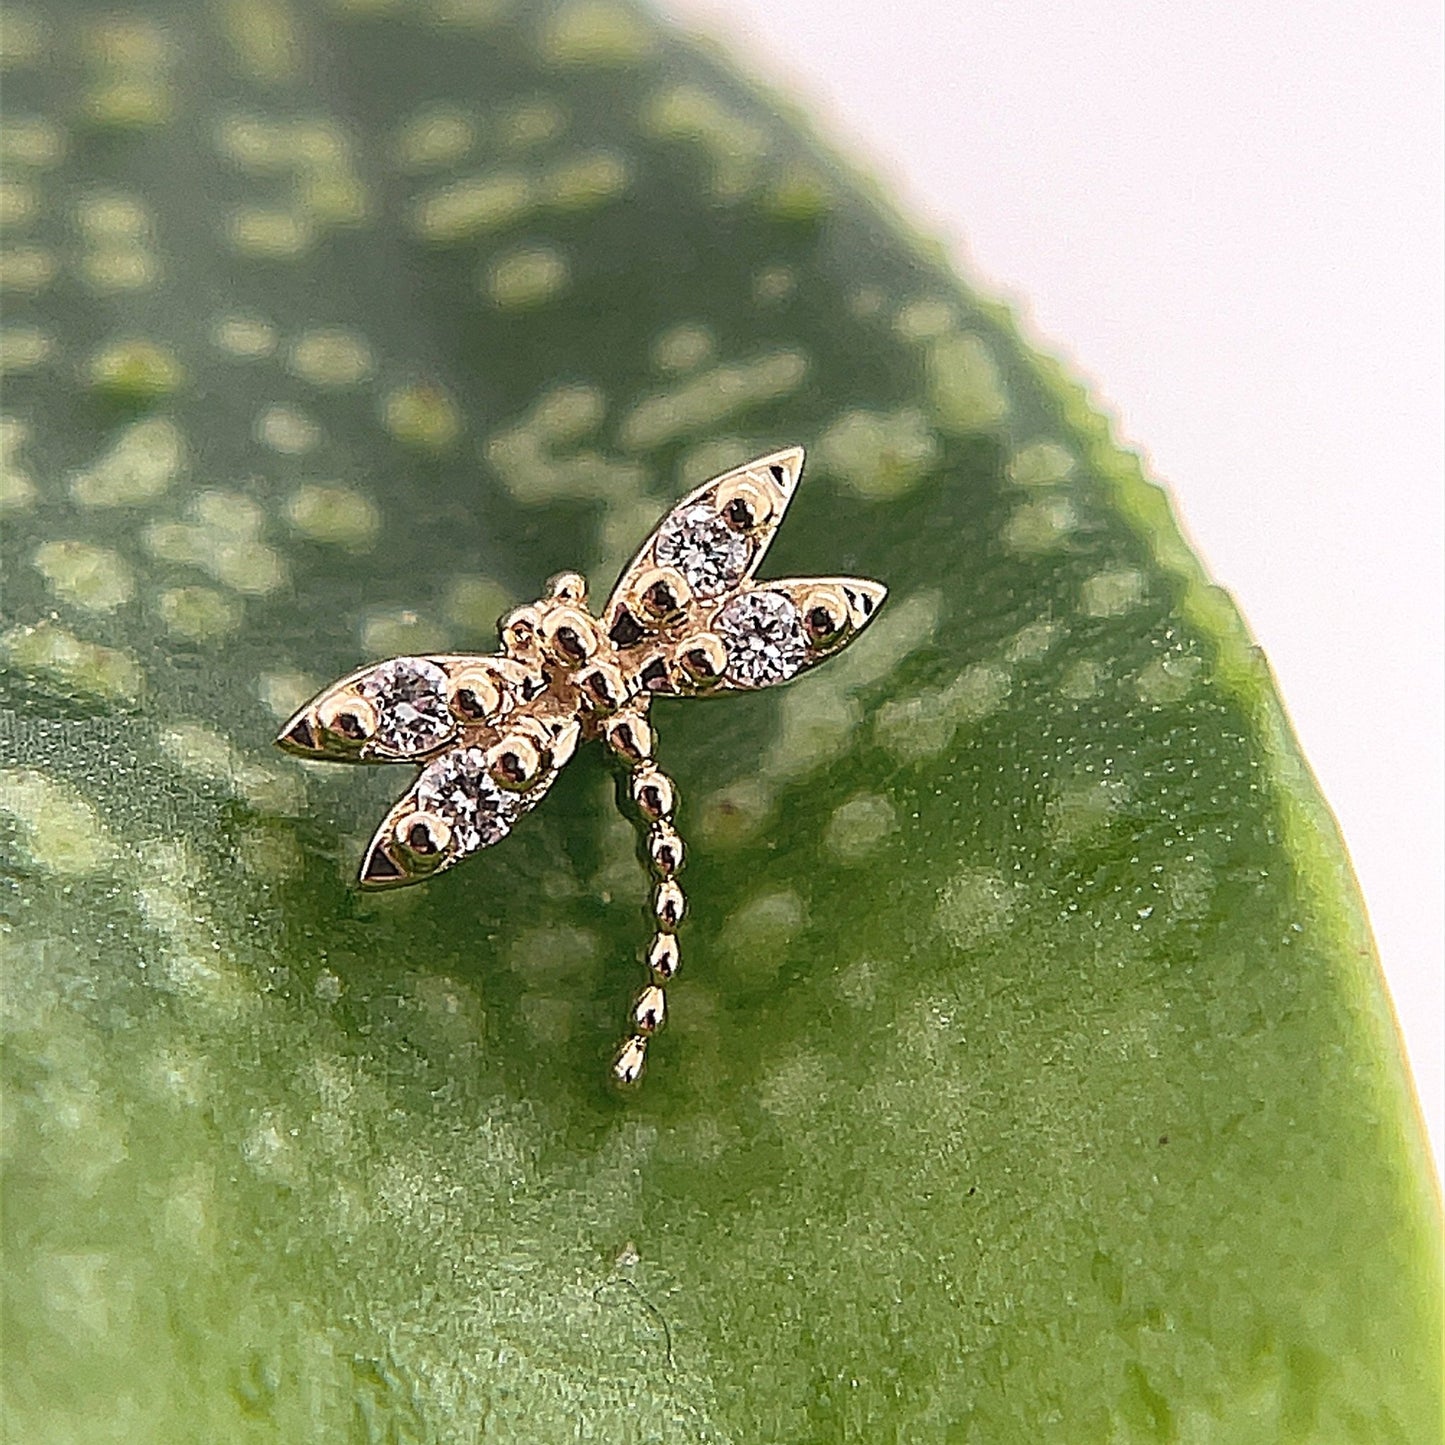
317,691,377,746
275,446,887,1089
630,565,692,626
448,665,504,723
714,470,776,534
392,810,451,868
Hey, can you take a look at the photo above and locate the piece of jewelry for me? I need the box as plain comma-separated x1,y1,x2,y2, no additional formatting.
277,447,886,1085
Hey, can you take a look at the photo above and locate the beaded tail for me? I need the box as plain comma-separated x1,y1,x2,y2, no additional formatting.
602,707,685,1087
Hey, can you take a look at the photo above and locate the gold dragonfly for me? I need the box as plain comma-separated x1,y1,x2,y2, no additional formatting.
276,447,887,1085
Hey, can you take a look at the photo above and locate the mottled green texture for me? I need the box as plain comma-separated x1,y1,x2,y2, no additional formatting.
1,1,1438,1440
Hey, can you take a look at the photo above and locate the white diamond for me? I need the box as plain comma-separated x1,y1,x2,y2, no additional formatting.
716,590,807,687
416,747,516,854
360,657,453,754
654,504,750,598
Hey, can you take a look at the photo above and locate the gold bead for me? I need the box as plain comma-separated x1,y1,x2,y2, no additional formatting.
631,566,691,625
540,605,600,669
603,713,653,764
448,666,504,723
631,767,674,822
317,692,377,745
647,932,681,981
801,585,850,651
714,471,776,533
576,660,626,714
674,632,726,689
487,732,543,790
632,985,666,1034
648,824,684,877
612,1034,648,1087
653,878,686,931
545,570,588,603
391,810,451,870
500,604,541,655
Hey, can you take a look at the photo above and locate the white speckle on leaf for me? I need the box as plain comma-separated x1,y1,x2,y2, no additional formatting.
70,418,186,507
0,326,54,377
159,721,303,815
1,622,143,703
936,870,1015,950
226,206,315,258
893,298,956,342
723,890,806,979
359,608,448,657
285,484,380,552
157,586,242,642
33,540,134,613
816,406,939,500
925,332,1009,434
1080,567,1146,619
1136,651,1205,705
1004,618,1063,665
393,103,479,171
0,769,114,876
0,415,37,509
1060,659,1105,701
443,574,512,637
824,794,897,863
484,243,570,308
1008,440,1076,488
256,670,316,722
1003,496,1077,555
256,404,321,454
211,312,277,359
650,322,715,375
1048,776,1132,848
540,2,655,66
287,327,374,388
618,349,807,452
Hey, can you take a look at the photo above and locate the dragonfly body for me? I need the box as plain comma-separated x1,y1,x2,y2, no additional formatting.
276,446,886,1084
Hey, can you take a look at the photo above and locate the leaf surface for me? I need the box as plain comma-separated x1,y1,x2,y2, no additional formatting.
1,2,1438,1440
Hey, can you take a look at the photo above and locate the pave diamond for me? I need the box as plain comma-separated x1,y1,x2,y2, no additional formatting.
415,747,517,855
359,657,453,755
716,590,807,687
654,504,750,599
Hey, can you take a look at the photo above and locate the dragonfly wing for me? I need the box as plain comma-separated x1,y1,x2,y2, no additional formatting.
358,713,580,888
665,576,888,696
601,447,805,657
275,653,541,764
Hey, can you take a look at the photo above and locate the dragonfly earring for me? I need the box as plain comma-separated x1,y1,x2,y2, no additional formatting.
277,446,887,1086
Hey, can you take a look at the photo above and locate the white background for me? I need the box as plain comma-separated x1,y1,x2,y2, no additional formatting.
663,0,1444,1174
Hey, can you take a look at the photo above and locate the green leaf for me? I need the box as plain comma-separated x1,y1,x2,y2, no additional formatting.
1,1,1437,1439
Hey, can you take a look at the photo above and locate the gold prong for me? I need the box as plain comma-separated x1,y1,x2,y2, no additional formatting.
545,569,588,603
630,566,691,625
673,632,727,690
576,660,626,714
318,692,377,745
448,666,505,723
540,605,600,669
500,604,542,655
714,470,777,534
487,732,543,790
391,810,451,870
800,585,850,651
